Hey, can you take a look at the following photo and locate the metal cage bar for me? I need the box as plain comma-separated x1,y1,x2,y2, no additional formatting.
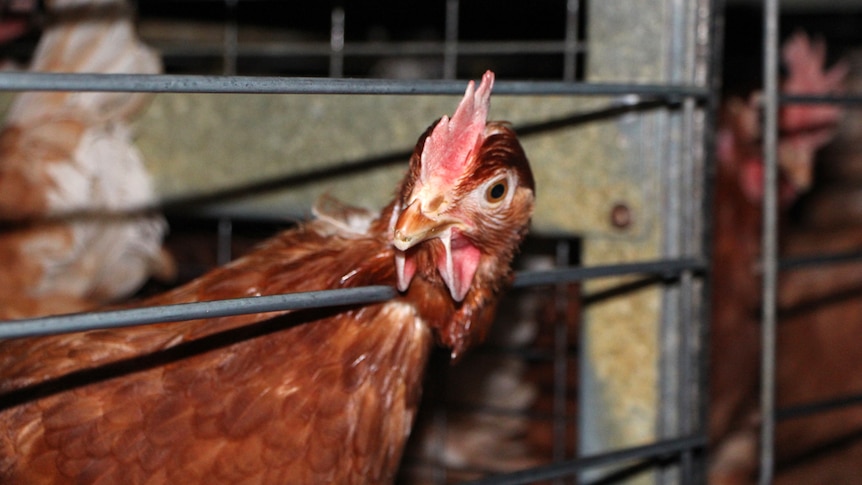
0,258,705,340
0,71,709,97
464,435,706,485
153,39,590,59
759,0,780,483
0,286,398,339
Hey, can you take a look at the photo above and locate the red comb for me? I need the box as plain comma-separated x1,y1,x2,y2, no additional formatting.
780,31,847,132
420,70,494,185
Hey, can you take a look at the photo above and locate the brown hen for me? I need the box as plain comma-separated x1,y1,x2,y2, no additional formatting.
0,70,535,484
709,31,846,483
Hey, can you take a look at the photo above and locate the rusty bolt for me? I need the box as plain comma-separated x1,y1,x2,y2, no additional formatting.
610,203,633,230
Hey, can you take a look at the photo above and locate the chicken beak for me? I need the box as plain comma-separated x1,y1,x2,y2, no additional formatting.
778,142,814,193
392,198,478,302
393,198,449,295
392,199,450,252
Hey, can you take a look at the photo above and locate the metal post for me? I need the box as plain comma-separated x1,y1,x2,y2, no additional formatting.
443,0,459,80
563,0,580,82
553,239,572,481
759,0,780,483
223,0,238,75
217,217,233,265
330,7,345,78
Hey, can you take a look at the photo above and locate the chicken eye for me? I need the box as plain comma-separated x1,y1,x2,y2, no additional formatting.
485,179,508,203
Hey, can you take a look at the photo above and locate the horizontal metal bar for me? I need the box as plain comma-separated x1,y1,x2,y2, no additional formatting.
512,257,706,288
0,258,705,340
464,435,706,485
777,391,862,422
0,259,705,339
0,72,708,98
0,286,397,340
781,94,862,106
156,39,586,58
779,250,862,272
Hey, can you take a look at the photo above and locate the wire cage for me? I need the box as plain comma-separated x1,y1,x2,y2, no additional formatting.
0,0,733,483
730,3,862,485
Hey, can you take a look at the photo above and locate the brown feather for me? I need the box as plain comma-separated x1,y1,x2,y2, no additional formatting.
0,74,534,484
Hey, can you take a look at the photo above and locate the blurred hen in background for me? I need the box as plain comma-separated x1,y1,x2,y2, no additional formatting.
710,26,847,484
0,0,173,319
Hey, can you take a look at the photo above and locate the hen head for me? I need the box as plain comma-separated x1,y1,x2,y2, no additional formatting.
717,31,846,207
390,71,535,352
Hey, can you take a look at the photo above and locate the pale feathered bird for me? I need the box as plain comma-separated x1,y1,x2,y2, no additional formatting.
0,0,172,319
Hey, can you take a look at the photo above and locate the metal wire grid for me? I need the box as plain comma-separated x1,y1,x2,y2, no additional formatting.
1,256,710,484
0,1,716,483
88,0,584,79
756,1,862,483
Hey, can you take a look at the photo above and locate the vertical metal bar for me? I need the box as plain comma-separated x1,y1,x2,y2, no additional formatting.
217,217,233,265
330,7,345,78
658,111,681,485
699,0,725,482
553,240,572,482
760,0,780,483
678,95,698,484
658,0,707,480
223,0,238,75
563,0,580,82
431,402,448,484
443,0,459,80
218,0,237,268
577,273,592,484
657,0,687,475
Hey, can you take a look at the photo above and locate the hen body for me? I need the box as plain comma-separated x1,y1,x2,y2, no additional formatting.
709,31,846,483
764,50,862,484
0,0,171,319
0,71,535,484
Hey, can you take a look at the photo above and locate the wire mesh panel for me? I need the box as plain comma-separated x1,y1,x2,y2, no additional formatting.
704,2,862,484
0,0,720,483
752,1,862,484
